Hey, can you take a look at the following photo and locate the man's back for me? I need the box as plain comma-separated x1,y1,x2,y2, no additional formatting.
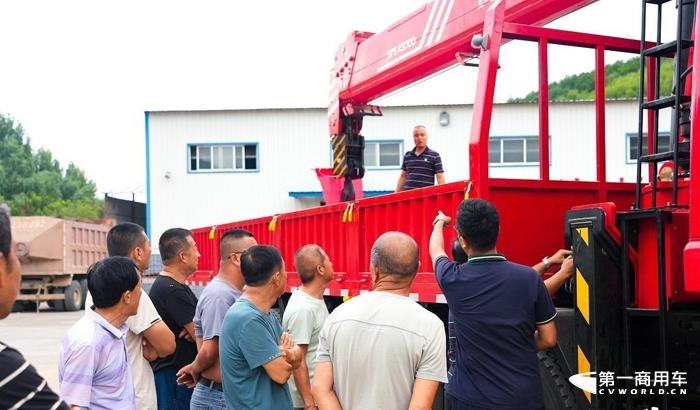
435,255,556,409
316,291,447,410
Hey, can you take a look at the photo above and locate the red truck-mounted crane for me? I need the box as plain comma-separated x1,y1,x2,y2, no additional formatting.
190,0,700,408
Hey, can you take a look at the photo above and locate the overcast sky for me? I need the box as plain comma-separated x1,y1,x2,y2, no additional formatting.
0,0,677,202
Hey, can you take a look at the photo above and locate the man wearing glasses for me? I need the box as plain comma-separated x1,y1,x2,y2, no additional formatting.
177,229,257,409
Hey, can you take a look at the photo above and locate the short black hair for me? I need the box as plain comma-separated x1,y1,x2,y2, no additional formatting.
159,228,192,264
456,199,499,252
220,229,254,258
241,245,283,287
452,238,468,263
87,256,139,308
0,204,11,262
107,222,146,257
295,244,325,284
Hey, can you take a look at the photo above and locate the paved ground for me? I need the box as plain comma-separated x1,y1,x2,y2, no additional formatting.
0,308,83,392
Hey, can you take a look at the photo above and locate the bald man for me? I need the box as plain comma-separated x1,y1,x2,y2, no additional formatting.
312,232,447,410
396,125,446,191
282,245,333,410
177,229,257,410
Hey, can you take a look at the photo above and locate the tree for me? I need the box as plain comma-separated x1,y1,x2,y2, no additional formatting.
0,113,102,219
508,56,674,103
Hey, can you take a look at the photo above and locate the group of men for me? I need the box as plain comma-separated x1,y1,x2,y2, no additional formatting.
0,191,576,410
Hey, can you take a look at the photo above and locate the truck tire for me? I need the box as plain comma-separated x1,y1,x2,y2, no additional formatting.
63,280,83,311
12,301,37,312
539,348,576,410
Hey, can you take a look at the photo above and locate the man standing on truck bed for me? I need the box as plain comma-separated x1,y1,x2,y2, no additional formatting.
396,125,446,191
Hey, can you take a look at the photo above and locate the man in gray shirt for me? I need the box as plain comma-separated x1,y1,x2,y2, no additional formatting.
177,229,257,409
312,232,447,409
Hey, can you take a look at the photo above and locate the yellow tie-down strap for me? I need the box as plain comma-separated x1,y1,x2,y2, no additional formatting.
342,203,357,223
268,215,280,231
464,181,474,199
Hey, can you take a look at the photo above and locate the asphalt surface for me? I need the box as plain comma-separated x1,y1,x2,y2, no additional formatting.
0,308,83,392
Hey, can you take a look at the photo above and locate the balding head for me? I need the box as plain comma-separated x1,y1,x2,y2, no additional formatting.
370,232,419,279
295,244,332,284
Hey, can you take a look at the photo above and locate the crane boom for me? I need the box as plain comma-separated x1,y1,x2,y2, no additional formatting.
328,0,596,134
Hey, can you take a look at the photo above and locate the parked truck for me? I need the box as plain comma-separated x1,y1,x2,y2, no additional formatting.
189,0,700,408
11,216,109,312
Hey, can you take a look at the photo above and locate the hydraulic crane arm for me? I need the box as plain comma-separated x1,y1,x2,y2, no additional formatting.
326,0,596,201
328,0,596,134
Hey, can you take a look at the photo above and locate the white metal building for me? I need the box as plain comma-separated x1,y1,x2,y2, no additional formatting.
145,99,670,244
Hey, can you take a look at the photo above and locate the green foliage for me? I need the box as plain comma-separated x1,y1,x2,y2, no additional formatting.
0,113,102,219
509,56,674,103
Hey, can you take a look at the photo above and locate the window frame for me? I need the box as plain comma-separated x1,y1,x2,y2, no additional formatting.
488,135,550,167
364,140,404,170
625,132,671,164
187,142,259,173
328,139,404,171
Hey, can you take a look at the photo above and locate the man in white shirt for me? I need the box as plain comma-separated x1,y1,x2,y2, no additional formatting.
85,222,175,410
312,232,447,409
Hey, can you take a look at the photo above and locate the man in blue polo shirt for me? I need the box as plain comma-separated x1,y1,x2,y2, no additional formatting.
396,125,446,191
429,199,558,410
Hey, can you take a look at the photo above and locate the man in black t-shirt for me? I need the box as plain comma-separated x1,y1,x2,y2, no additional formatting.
0,204,68,410
149,228,199,410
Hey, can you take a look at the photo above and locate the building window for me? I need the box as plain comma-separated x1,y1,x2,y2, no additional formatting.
364,141,403,168
189,143,258,172
627,132,671,162
489,136,541,165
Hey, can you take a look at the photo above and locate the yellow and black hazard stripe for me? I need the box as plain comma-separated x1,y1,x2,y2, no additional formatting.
572,224,594,406
332,134,347,177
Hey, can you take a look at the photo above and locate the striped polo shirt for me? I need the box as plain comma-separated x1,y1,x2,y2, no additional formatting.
59,308,135,410
401,146,444,190
0,341,67,410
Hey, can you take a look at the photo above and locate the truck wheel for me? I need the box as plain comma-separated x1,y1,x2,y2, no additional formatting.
63,280,83,311
12,301,37,312
539,348,576,410
50,300,65,311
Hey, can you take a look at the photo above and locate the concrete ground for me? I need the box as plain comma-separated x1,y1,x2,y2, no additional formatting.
0,308,82,392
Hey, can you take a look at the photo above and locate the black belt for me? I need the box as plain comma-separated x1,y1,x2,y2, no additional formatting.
198,376,223,392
